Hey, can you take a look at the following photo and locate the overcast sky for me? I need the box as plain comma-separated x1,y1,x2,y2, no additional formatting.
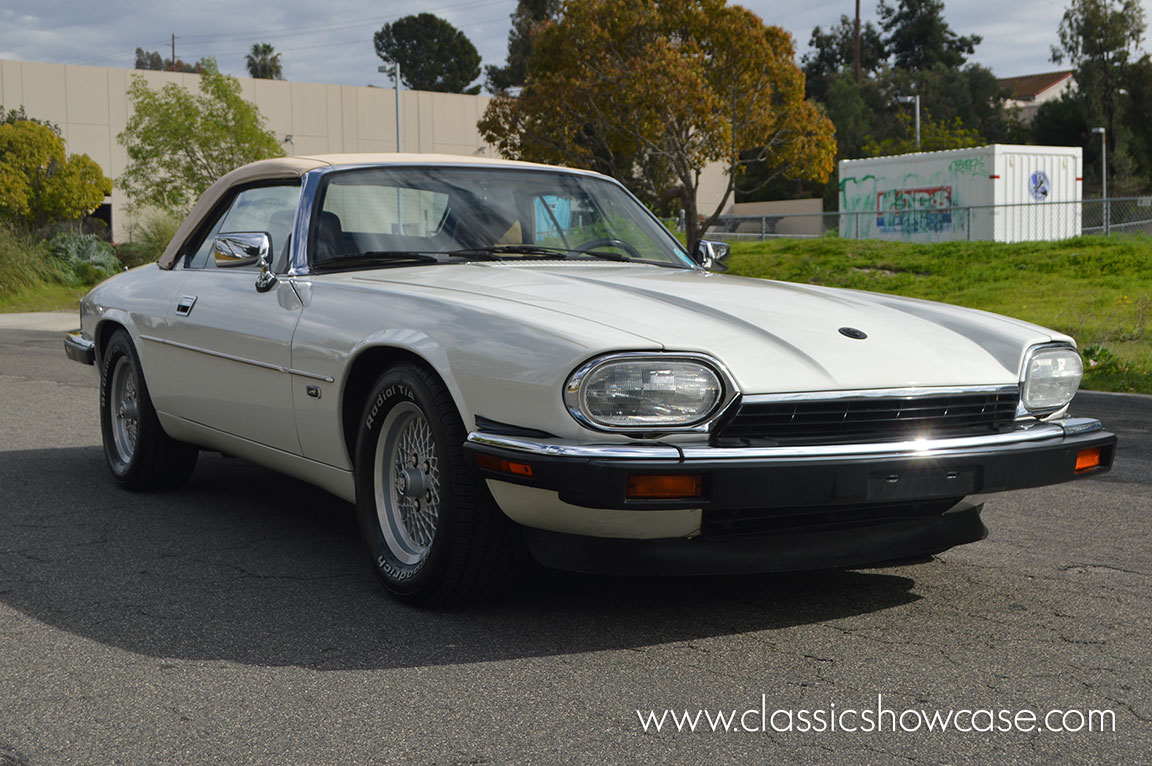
1,0,1149,89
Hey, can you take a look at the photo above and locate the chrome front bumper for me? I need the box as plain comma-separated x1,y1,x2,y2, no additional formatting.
466,417,1107,461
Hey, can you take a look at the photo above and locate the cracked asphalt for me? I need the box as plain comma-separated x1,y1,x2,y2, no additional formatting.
1,326,1150,764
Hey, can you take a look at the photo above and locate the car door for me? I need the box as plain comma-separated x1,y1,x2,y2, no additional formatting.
161,183,306,454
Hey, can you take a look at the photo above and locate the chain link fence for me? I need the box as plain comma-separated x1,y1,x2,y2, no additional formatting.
704,198,1152,243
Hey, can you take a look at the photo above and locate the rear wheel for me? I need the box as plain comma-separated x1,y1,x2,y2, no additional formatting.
354,362,516,605
99,329,198,490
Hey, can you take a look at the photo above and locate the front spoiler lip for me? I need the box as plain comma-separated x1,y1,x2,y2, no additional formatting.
466,417,1106,460
64,330,95,365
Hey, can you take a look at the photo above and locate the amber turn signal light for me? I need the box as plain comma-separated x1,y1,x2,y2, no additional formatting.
475,453,534,477
626,474,703,499
1075,447,1102,473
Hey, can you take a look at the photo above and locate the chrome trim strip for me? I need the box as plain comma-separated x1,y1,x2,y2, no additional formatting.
466,417,1103,460
140,335,335,382
740,384,1019,404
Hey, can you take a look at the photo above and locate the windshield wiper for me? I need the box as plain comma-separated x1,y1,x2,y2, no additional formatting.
450,245,631,262
312,251,445,269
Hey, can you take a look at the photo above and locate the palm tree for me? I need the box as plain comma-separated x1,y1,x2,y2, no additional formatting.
246,43,283,80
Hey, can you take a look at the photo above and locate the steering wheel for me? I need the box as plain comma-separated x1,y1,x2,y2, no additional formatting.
573,237,643,260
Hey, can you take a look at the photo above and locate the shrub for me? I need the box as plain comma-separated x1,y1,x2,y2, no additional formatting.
47,232,122,284
132,210,183,262
0,223,69,296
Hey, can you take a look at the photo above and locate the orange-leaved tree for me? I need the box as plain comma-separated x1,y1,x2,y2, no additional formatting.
478,0,837,244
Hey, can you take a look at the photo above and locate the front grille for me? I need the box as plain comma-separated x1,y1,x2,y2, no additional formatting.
702,499,962,539
714,388,1019,445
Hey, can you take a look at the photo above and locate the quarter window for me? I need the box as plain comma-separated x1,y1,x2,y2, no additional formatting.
185,184,300,269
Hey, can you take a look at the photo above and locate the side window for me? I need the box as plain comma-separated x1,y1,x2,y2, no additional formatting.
185,184,300,269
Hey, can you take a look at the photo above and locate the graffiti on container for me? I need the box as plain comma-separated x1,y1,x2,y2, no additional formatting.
875,186,953,233
948,157,986,176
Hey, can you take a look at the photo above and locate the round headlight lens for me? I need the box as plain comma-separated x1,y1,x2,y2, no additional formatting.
1022,346,1083,412
566,357,724,428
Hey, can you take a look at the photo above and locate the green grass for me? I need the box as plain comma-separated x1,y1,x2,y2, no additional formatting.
0,282,89,313
728,235,1152,393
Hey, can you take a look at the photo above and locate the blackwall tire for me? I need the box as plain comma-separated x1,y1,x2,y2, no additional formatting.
354,362,516,605
98,329,198,490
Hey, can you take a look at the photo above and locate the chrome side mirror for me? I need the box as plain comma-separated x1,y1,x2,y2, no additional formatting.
214,232,270,268
690,239,731,272
212,232,278,292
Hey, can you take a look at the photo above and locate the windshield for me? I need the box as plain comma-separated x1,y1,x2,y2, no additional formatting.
310,166,693,269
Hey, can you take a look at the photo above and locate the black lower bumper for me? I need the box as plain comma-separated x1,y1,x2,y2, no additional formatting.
64,330,95,365
522,501,988,575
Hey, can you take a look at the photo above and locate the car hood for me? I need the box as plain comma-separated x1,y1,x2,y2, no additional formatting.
346,263,1066,393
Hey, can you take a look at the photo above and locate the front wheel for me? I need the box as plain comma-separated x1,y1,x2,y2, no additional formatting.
354,363,516,605
99,329,198,490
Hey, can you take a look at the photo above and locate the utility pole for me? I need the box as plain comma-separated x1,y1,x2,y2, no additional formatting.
378,62,402,153
1092,126,1108,235
170,34,177,71
855,0,861,83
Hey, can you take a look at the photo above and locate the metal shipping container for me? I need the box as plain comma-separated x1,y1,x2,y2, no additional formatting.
838,145,1083,243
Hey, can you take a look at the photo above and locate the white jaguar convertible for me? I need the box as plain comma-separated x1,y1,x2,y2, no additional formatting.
65,154,1115,604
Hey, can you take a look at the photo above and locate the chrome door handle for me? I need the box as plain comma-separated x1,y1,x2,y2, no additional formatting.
175,295,198,316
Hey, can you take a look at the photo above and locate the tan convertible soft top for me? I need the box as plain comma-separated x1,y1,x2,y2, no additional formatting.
155,153,567,270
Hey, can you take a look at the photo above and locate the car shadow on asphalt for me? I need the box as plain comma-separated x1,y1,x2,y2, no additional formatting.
0,446,924,671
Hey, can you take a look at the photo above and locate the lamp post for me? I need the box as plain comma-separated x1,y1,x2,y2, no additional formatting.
897,95,920,150
378,62,402,153
1092,126,1107,235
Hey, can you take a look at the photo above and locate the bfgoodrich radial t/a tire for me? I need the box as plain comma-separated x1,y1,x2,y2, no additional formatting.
99,329,198,490
354,362,516,605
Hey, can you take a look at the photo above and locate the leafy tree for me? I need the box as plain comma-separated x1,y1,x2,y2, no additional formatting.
1119,54,1152,188
117,59,284,213
484,0,562,93
2,104,59,133
479,0,836,244
135,47,201,74
883,63,1010,140
878,0,981,71
861,109,982,155
373,14,482,94
135,48,163,70
246,42,284,80
802,15,887,100
0,119,112,229
1052,0,1145,148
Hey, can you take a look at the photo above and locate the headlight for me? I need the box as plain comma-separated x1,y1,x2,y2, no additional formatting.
1022,345,1083,413
565,354,727,430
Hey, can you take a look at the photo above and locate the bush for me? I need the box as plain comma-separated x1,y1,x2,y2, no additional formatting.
47,232,122,284
119,210,183,268
0,223,69,297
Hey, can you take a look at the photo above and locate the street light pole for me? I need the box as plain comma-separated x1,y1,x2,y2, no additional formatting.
378,62,402,153
897,95,920,150
1092,126,1107,235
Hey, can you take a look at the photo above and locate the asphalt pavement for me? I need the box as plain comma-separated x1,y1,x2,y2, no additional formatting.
0,324,1149,764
